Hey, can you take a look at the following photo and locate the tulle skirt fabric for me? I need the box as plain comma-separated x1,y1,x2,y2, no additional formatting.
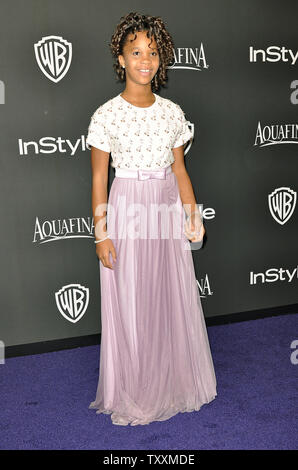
89,169,217,426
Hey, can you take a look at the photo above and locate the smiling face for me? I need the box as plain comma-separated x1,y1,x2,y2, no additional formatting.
118,30,160,87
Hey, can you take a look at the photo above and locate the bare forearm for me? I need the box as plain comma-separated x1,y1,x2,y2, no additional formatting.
92,174,108,240
174,168,199,217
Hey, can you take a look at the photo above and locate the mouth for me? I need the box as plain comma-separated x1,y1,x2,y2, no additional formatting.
138,69,152,76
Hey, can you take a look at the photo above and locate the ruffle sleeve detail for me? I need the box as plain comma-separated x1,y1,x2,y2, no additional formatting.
173,104,194,149
86,110,111,153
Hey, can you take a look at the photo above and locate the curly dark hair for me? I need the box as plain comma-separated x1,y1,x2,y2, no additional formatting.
109,11,175,92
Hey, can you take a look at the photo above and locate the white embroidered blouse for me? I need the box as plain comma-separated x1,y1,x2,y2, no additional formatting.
86,92,194,170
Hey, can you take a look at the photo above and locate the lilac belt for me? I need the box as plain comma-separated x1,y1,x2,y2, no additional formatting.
115,165,172,180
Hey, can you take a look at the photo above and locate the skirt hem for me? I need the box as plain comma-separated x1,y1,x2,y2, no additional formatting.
88,393,217,426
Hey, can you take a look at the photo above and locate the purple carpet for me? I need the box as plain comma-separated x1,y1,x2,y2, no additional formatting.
0,313,297,450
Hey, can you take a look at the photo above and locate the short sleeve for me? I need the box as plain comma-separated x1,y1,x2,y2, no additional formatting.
173,104,194,149
86,109,111,153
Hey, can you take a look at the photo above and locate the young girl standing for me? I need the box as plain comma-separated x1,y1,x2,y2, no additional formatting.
86,11,217,426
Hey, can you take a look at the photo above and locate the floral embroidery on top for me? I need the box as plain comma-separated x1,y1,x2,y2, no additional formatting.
86,93,194,170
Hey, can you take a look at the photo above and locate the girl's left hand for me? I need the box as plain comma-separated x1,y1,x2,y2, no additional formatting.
184,212,205,242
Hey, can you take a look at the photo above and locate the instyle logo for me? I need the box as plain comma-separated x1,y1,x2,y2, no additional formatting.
268,187,296,225
250,265,298,285
168,44,209,71
32,216,94,244
55,284,89,323
249,46,298,65
254,121,298,146
18,136,89,156
34,35,72,82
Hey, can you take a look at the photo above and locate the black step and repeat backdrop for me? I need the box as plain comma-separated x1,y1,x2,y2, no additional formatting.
1,0,297,350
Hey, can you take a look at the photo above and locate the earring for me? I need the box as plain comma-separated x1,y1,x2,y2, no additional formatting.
122,65,125,69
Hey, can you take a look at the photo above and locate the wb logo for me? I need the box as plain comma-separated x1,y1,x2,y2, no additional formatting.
268,187,296,225
34,35,72,83
55,284,89,323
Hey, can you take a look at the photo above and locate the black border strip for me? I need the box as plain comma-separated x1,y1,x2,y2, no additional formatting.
5,304,297,358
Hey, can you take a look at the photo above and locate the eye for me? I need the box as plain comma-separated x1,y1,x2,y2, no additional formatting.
132,51,158,56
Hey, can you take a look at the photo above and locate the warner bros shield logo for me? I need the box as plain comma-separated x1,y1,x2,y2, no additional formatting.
268,187,297,225
55,284,89,323
34,35,72,83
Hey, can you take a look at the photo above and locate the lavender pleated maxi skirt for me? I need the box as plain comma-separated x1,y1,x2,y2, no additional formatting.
89,165,217,426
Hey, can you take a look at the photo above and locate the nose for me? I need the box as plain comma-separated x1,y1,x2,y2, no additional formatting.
141,54,152,64
140,60,152,68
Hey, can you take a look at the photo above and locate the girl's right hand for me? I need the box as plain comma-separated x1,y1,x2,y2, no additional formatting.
96,238,117,269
